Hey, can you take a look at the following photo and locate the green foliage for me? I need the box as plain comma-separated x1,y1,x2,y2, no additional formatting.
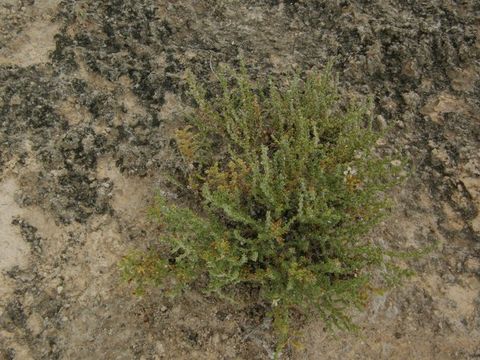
120,63,406,351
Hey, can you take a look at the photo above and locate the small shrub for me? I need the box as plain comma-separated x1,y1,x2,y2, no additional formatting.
121,63,406,351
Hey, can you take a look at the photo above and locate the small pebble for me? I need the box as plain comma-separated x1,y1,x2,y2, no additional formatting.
375,115,388,130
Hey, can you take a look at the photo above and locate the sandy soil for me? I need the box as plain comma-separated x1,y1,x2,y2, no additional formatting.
0,1,479,359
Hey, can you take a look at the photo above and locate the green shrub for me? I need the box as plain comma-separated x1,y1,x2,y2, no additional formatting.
121,63,406,351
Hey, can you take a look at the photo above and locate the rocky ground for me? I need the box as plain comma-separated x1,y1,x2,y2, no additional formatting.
0,0,479,359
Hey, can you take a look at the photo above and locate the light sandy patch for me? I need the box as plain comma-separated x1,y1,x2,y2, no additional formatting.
420,93,472,124
443,277,479,319
0,178,29,272
24,206,64,257
96,157,151,218
447,66,479,92
459,175,480,234
423,274,479,325
442,203,465,231
0,330,33,359
56,97,94,126
0,21,59,66
460,176,480,201
0,178,29,313
118,76,147,116
472,214,480,234
110,75,148,127
0,6,60,66
160,91,184,119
